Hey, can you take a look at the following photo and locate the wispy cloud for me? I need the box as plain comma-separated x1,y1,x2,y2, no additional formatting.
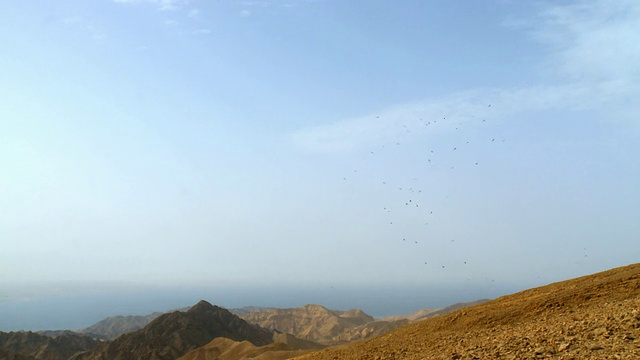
528,0,640,82
113,0,190,11
192,28,211,35
291,0,640,153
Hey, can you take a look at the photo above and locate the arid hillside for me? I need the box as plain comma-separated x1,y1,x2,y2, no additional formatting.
295,263,640,359
242,305,376,345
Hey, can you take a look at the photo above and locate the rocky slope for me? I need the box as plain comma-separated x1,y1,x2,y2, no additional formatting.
0,331,100,360
71,300,274,360
333,319,410,343
242,305,377,345
295,263,640,359
379,308,441,322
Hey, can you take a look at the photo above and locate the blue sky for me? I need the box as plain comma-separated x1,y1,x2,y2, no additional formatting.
1,0,639,320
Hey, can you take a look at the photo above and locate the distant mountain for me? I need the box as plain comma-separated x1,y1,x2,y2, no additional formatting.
75,305,274,340
77,313,163,340
379,308,442,322
0,331,100,360
242,304,380,345
412,299,489,321
71,300,274,360
227,306,278,317
377,301,488,324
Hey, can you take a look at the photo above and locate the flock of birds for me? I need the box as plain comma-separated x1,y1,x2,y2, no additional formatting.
339,105,506,277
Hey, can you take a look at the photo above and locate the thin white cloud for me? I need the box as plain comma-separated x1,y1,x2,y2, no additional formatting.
532,0,640,82
291,0,640,153
192,28,211,35
113,0,189,11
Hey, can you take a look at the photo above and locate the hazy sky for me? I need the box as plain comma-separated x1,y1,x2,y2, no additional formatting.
1,0,639,309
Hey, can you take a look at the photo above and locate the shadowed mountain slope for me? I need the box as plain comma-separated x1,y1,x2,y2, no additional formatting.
71,300,274,360
0,331,100,360
295,263,640,359
74,306,274,341
77,313,163,340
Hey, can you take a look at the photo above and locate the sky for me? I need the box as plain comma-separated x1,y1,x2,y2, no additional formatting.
1,0,639,329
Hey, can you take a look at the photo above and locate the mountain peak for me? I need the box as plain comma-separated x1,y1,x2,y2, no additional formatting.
72,300,274,360
188,300,217,313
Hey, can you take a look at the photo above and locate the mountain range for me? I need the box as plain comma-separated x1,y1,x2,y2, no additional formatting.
2,263,637,359
70,301,273,360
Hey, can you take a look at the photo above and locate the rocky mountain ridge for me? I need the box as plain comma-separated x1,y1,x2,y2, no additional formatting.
0,331,100,360
70,300,274,360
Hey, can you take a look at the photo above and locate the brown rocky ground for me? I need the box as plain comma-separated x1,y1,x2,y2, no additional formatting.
295,263,640,360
